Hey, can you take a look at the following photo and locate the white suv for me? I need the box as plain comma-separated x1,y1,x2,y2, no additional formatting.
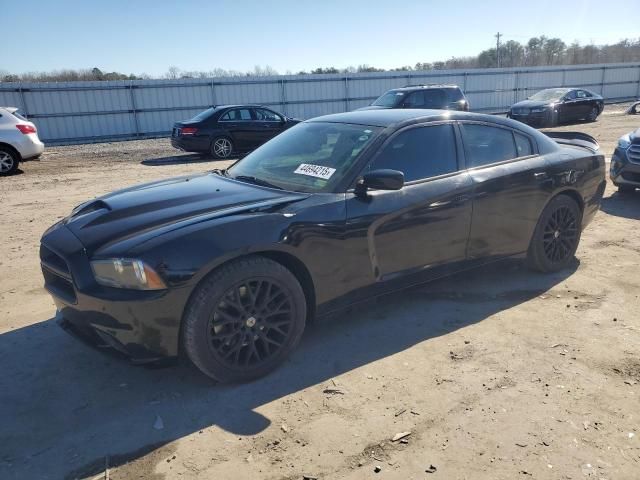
0,107,45,176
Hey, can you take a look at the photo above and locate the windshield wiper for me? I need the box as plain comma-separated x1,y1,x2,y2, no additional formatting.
232,175,284,190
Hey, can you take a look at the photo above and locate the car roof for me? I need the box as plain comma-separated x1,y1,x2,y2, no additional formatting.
392,84,461,91
306,109,514,128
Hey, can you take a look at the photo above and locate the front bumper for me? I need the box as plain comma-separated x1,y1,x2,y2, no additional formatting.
40,224,189,362
509,110,552,127
610,146,640,186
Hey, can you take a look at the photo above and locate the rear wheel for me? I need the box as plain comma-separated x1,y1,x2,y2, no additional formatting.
527,195,582,273
182,256,307,383
0,147,19,176
211,137,233,159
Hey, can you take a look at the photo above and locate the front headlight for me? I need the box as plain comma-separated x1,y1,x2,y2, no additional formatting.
618,134,631,150
91,259,167,290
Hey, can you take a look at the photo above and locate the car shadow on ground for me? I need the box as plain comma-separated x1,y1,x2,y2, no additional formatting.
0,259,577,480
600,190,640,220
141,154,229,166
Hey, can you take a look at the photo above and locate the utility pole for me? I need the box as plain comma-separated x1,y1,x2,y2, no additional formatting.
495,32,502,68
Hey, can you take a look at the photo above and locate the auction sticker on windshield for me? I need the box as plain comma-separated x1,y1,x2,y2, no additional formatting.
294,163,336,180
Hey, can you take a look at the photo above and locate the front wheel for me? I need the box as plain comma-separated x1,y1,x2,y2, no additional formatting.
587,106,599,122
211,137,233,159
527,195,582,273
0,147,19,176
182,256,307,383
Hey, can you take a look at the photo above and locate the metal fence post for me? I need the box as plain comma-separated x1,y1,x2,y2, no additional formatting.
280,79,286,115
18,85,29,118
513,70,519,105
210,79,217,106
561,68,566,87
601,66,606,97
344,76,349,112
636,66,640,99
129,81,140,137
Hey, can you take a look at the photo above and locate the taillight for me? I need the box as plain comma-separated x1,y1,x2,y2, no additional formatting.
181,127,198,135
16,124,37,134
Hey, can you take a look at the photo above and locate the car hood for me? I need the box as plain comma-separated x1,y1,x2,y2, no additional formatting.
511,100,553,109
62,173,308,254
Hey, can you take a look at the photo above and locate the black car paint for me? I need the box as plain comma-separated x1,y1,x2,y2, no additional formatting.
170,105,299,155
610,128,640,188
41,110,605,362
509,89,604,126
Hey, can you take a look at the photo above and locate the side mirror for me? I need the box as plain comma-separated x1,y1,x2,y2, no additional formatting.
356,169,404,195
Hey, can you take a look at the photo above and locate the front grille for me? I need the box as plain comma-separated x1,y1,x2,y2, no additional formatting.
40,243,76,303
40,244,70,276
628,144,640,164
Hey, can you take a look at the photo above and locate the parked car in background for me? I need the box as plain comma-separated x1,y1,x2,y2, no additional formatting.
41,109,605,383
359,84,469,111
0,107,45,176
610,128,640,193
171,105,300,159
508,88,604,127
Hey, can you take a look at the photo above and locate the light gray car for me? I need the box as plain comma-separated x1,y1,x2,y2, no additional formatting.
0,107,45,175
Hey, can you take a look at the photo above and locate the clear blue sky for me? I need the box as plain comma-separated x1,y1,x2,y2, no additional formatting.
2,0,638,76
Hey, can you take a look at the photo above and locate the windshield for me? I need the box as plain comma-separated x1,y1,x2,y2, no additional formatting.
190,108,216,122
228,122,381,193
529,89,568,102
372,91,406,107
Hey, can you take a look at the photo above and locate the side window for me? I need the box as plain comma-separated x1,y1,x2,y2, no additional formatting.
461,124,517,167
220,109,252,121
576,90,587,99
403,91,425,108
369,124,458,182
565,90,577,100
422,89,448,108
255,108,282,122
514,132,533,157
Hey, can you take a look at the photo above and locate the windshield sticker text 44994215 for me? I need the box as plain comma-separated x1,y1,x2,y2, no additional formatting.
293,163,336,180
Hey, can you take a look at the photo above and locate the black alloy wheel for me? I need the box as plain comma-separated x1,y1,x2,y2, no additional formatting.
527,195,582,272
183,256,306,383
209,279,295,368
587,106,599,122
542,205,579,264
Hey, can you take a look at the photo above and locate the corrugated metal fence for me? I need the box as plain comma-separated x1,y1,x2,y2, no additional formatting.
1,62,639,145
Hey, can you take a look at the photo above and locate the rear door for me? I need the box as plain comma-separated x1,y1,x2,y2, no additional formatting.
218,108,261,150
460,122,550,259
253,108,286,144
345,122,473,282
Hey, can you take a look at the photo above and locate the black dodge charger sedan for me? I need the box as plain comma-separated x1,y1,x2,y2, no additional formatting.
610,128,640,193
41,109,605,382
508,88,604,127
171,105,299,158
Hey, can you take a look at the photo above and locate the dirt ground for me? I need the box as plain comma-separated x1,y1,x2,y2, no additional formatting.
1,106,639,480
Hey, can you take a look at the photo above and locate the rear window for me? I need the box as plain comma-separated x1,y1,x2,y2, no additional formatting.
190,108,216,122
11,110,28,121
403,88,464,108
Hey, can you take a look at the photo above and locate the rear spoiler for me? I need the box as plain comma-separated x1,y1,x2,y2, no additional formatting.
541,131,599,153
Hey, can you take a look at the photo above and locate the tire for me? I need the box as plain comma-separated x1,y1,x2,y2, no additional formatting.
0,147,19,176
617,184,636,194
587,106,599,122
210,136,233,159
527,195,582,273
182,256,307,383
